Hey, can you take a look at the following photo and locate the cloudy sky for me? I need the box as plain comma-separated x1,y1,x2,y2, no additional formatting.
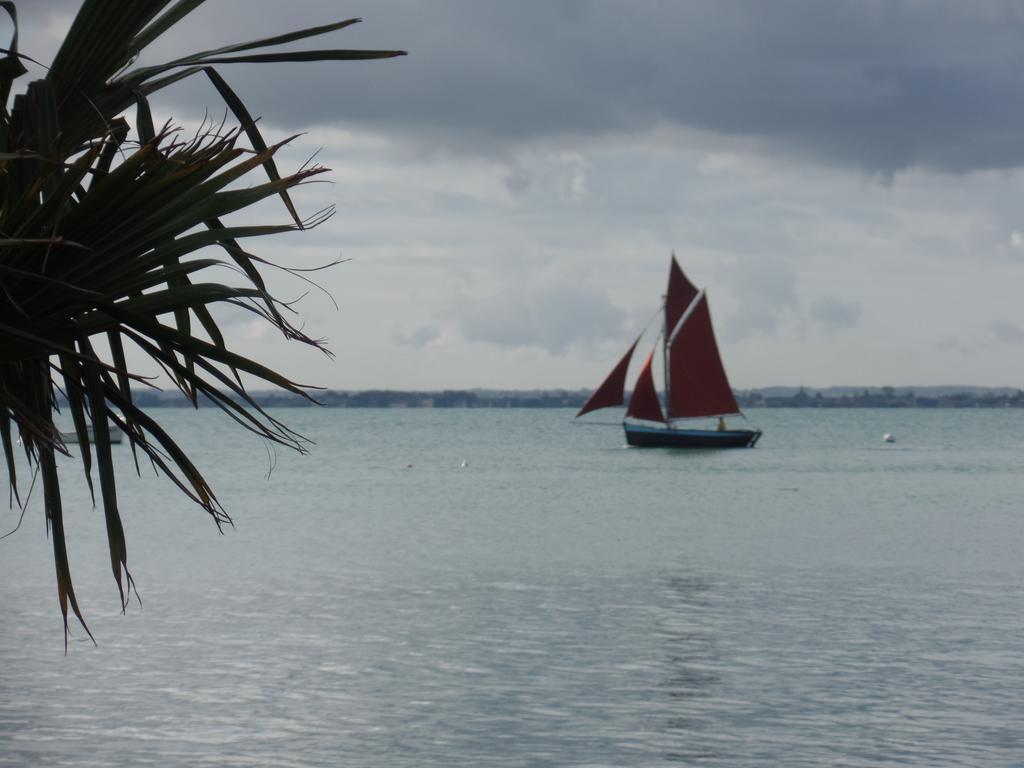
16,1,1024,389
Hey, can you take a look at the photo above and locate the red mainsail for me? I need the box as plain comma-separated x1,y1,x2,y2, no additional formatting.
667,293,739,419
625,347,666,422
576,335,641,417
665,256,699,341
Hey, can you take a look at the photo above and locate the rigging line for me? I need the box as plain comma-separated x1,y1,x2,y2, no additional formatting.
640,303,663,338
617,303,664,358
739,411,760,429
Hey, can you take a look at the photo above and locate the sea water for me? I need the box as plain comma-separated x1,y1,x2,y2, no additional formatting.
2,408,1023,766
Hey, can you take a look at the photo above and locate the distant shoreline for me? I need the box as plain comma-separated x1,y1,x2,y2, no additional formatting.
127,386,1024,409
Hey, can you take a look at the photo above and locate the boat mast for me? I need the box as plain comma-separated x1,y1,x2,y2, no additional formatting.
662,290,671,428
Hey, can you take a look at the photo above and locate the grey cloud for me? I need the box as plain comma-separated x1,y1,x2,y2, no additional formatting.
78,0,1024,176
504,167,533,197
395,324,441,348
937,337,974,357
723,255,798,340
810,297,862,333
452,283,627,354
990,319,1024,343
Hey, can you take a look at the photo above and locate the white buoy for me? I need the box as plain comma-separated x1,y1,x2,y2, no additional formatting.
882,433,895,443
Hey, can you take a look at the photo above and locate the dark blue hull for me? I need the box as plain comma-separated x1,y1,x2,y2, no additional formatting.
624,423,761,448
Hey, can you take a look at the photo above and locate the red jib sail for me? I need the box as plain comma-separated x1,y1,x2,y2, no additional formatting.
667,293,740,419
666,256,699,341
576,335,642,417
625,347,666,422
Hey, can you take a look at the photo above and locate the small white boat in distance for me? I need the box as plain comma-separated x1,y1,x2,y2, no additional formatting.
882,433,895,443
62,425,123,444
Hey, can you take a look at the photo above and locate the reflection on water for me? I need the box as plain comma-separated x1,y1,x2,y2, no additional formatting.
657,573,722,763
659,574,722,704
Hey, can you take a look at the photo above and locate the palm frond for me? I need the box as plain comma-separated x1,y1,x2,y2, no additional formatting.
1,0,405,648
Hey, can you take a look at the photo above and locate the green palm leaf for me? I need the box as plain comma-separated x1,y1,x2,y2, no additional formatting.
1,0,405,649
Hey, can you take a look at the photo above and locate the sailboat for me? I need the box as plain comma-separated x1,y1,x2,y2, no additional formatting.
577,256,762,448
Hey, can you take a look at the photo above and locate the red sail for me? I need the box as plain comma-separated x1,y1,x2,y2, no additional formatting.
625,348,666,422
666,255,699,341
576,335,641,417
667,293,740,419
